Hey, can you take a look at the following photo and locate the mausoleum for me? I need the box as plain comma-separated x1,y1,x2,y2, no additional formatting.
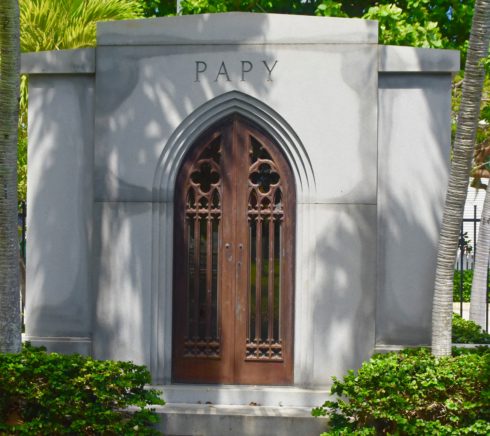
21,12,459,431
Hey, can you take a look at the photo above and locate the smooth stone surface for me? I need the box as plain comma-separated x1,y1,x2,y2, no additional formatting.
23,14,455,405
152,202,377,386
294,204,377,385
26,75,94,338
97,13,378,45
376,73,452,345
153,404,328,436
94,44,378,204
379,45,460,72
21,48,95,74
159,385,331,407
22,335,92,355
92,201,153,366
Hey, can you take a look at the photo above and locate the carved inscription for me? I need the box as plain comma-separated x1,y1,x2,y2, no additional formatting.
194,60,278,82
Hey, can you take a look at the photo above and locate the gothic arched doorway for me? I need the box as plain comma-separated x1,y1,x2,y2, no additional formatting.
172,115,295,385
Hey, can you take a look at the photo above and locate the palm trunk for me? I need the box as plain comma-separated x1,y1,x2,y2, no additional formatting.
469,183,490,329
0,0,21,353
432,0,490,357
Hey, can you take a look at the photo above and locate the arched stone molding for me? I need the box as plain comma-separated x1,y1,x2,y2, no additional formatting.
150,91,315,383
152,91,316,203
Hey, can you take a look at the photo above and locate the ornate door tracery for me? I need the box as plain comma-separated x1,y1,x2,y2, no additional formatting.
172,115,294,385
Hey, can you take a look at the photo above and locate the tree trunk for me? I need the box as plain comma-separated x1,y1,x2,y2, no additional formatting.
469,183,490,329
432,0,490,357
0,0,21,353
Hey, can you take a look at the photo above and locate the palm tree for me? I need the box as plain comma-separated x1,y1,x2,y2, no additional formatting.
469,181,490,329
16,0,144,203
432,0,490,357
1,0,143,352
20,0,143,52
467,139,490,329
0,0,22,353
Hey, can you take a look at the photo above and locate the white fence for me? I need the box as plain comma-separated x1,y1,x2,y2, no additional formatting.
455,253,475,271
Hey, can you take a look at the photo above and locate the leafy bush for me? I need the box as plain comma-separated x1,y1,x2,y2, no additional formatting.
453,313,490,344
312,347,490,435
0,344,164,435
453,269,472,302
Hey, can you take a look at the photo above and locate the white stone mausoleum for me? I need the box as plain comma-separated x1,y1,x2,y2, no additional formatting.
22,13,459,424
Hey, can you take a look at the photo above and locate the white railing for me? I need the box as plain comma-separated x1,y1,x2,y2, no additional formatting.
455,253,475,270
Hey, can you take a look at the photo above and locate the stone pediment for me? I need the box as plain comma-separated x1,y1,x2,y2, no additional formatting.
97,12,378,46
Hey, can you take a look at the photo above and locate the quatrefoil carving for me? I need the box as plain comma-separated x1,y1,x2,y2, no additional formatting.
191,161,220,193
250,163,280,194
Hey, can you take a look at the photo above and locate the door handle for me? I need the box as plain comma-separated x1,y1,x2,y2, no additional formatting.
225,242,233,262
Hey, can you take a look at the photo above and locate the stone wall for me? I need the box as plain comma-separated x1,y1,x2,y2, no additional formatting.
22,14,459,404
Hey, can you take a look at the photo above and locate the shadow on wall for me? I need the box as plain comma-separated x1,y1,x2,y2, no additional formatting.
296,44,378,386
26,15,450,387
376,72,451,346
90,14,277,369
305,49,451,386
27,76,94,344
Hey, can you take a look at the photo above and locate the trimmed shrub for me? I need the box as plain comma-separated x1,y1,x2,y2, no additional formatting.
0,344,164,435
312,347,490,435
453,313,490,344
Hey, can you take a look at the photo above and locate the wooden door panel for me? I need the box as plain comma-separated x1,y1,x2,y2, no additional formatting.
172,128,234,384
234,121,294,385
172,115,294,385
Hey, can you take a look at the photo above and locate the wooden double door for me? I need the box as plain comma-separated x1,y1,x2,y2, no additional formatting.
172,115,294,385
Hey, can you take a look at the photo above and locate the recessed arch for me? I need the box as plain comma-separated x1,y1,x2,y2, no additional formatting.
152,91,316,203
150,91,314,383
171,114,295,384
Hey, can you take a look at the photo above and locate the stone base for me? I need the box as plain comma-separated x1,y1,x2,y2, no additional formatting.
154,384,332,408
153,404,328,436
22,335,92,355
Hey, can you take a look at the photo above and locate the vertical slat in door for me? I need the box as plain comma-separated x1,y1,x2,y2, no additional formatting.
234,117,295,385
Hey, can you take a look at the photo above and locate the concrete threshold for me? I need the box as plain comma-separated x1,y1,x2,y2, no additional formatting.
152,403,328,436
151,384,332,408
146,385,331,435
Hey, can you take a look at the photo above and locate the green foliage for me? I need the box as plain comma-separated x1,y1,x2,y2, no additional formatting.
359,0,474,53
17,74,28,204
20,0,144,52
363,2,443,48
453,269,472,302
453,313,490,344
179,0,322,15
18,0,486,207
312,347,490,435
17,133,27,205
175,0,485,161
17,0,144,204
315,1,348,18
140,0,177,17
0,344,164,434
427,0,473,48
176,1,476,52
180,0,229,14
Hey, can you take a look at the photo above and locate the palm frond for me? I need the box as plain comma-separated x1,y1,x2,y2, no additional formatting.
20,0,144,52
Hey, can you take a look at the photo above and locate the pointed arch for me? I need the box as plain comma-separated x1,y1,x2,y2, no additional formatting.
152,91,315,203
150,92,313,383
171,115,295,384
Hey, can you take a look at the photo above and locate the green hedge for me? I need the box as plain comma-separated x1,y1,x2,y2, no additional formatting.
453,313,490,344
313,347,490,435
453,269,473,302
0,344,164,435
